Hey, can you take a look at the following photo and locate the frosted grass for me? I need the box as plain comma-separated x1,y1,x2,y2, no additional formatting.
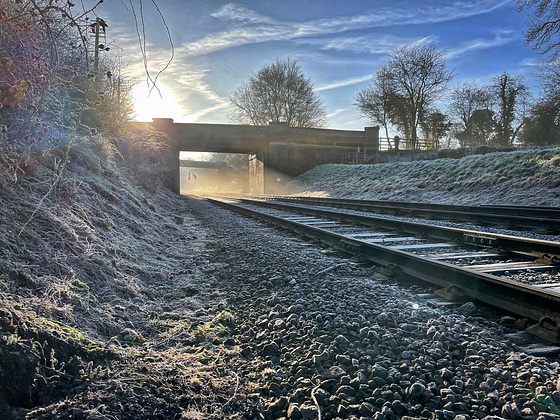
285,148,560,206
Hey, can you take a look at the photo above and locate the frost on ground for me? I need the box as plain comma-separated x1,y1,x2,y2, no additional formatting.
0,142,245,419
285,148,560,206
2,144,560,419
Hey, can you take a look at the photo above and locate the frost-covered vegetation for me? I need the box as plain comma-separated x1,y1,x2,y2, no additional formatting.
0,2,203,417
286,148,560,206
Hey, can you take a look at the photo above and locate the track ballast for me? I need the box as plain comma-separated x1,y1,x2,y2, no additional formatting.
194,194,560,344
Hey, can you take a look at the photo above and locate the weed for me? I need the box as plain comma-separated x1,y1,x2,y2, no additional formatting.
1,332,20,345
529,383,560,415
91,216,114,231
216,311,234,326
193,311,235,343
121,328,144,344
71,278,96,302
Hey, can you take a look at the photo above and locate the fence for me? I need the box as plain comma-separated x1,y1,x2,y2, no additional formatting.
379,137,441,151
341,148,367,164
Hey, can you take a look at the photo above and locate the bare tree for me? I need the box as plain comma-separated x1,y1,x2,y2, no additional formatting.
517,0,560,58
369,42,453,149
491,72,531,146
448,83,492,146
536,58,560,96
229,58,326,128
354,71,394,147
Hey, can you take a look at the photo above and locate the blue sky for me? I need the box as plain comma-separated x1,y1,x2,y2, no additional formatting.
96,0,542,131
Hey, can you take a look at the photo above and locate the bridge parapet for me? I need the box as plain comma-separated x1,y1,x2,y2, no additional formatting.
285,125,378,148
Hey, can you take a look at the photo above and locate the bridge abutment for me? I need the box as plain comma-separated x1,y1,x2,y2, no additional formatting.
249,152,265,194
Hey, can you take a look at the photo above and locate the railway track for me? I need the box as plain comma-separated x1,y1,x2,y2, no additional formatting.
194,194,560,344
229,194,560,234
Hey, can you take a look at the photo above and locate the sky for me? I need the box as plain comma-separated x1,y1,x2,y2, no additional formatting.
94,0,544,132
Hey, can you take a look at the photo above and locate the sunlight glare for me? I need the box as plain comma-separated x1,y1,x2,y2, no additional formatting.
131,83,183,122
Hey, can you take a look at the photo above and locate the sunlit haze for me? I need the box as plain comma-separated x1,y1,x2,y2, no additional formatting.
131,83,183,122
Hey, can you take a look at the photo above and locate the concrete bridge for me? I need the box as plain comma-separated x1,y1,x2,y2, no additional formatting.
131,119,379,194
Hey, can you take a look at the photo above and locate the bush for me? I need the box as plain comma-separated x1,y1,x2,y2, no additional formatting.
0,0,134,175
438,148,469,159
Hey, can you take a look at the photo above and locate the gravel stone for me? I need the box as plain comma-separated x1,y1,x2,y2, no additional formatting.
299,404,317,419
262,342,280,356
287,404,302,420
409,382,426,398
457,302,478,316
359,401,375,416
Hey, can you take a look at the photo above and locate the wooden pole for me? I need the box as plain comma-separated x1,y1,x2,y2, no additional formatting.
93,17,100,72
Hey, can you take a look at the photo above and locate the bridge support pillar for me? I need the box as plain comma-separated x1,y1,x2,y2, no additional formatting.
170,149,181,195
249,153,264,194
365,126,380,151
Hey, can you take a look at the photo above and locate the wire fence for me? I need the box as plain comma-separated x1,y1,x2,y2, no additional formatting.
340,137,446,164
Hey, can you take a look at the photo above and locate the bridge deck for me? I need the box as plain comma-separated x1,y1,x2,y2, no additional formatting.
130,120,378,153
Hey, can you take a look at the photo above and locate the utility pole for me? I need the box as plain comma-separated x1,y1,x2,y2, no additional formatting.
93,17,100,72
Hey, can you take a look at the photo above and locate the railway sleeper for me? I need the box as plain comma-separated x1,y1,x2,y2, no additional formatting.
433,284,468,301
526,317,560,345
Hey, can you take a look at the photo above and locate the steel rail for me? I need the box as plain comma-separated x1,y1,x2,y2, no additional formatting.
258,195,560,232
202,195,560,330
233,197,560,260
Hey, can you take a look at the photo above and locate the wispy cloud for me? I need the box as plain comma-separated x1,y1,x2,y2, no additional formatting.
182,1,512,56
326,108,353,119
211,3,274,26
186,102,231,121
520,57,541,67
318,34,434,55
175,70,227,106
445,29,518,60
316,74,372,92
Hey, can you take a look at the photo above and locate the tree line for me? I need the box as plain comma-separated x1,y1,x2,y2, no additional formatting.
354,45,535,149
229,0,560,149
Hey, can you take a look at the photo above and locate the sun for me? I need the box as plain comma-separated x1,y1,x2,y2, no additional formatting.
131,83,183,122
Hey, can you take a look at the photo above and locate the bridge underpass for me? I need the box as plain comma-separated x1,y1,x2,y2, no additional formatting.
180,159,242,193
130,119,379,194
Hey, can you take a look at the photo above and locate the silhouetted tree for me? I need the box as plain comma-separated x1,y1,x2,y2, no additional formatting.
521,60,560,145
362,42,453,149
521,98,560,145
448,83,491,146
470,109,496,145
229,58,326,128
517,0,560,58
491,72,530,146
420,111,452,149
